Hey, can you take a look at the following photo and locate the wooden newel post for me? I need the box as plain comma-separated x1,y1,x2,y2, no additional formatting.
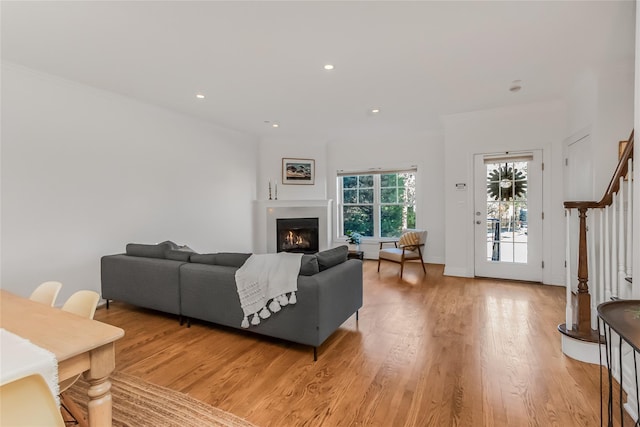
577,207,591,331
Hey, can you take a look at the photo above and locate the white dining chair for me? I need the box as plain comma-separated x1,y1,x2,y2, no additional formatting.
1,374,65,427
29,281,63,306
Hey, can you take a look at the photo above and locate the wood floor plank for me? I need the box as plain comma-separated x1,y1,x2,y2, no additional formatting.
94,261,635,426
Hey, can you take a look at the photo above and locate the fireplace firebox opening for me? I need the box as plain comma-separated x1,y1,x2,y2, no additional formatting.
276,218,319,254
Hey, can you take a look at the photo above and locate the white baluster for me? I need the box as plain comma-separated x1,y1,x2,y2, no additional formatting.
626,159,633,281
612,192,618,297
598,209,605,306
589,212,597,330
619,176,626,298
565,209,573,328
604,206,611,300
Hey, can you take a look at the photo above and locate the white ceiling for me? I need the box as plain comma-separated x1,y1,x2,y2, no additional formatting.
1,1,635,140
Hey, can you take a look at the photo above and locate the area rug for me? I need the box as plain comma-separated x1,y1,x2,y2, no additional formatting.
65,371,257,427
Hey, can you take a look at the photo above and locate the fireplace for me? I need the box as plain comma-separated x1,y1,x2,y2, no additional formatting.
277,218,319,254
253,199,332,254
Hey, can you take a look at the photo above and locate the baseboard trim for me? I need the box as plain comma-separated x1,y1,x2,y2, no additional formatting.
443,267,472,278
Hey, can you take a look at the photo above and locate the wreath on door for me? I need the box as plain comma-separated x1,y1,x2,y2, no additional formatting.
487,165,527,200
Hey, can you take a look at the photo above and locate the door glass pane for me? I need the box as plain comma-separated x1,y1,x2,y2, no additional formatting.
486,160,528,263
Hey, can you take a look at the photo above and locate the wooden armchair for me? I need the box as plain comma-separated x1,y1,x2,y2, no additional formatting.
377,229,427,278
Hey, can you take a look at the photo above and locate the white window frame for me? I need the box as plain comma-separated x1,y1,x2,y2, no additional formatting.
337,168,417,239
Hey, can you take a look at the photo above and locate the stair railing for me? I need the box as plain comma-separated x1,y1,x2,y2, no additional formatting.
561,130,634,341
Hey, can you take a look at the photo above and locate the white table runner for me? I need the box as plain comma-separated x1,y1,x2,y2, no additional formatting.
0,328,59,405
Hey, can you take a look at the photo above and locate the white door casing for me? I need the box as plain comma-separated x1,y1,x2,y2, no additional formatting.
474,150,543,282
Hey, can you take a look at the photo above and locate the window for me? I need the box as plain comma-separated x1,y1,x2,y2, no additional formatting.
338,170,416,238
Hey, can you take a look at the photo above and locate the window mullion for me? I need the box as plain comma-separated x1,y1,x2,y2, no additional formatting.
374,175,381,238
338,178,344,237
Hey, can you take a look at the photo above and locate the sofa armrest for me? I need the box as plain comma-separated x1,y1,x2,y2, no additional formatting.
311,259,363,343
101,254,184,315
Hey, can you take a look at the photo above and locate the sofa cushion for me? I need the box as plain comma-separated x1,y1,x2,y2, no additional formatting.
215,253,251,268
316,245,348,271
165,249,193,262
189,253,217,265
299,254,320,276
126,242,172,259
159,240,179,250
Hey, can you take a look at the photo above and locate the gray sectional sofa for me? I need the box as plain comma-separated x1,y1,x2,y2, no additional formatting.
101,242,363,359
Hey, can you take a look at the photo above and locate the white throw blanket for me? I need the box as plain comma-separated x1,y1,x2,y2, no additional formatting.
235,252,303,328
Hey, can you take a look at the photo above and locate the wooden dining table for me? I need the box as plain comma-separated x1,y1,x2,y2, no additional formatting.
0,289,124,427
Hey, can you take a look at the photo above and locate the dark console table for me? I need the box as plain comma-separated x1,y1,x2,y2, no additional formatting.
348,250,364,260
597,300,640,426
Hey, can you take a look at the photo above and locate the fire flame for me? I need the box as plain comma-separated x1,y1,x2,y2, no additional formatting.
285,230,305,246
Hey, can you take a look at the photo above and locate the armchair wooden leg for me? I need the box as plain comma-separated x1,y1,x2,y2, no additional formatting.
377,259,381,272
400,261,404,278
421,262,426,274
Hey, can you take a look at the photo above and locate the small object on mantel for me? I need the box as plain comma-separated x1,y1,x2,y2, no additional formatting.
268,180,272,200
275,183,278,200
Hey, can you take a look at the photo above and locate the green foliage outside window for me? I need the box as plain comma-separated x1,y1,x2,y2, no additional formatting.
343,206,373,236
341,172,416,238
381,205,416,237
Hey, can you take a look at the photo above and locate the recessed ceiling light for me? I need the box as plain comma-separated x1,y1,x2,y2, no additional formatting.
509,80,522,93
272,123,279,128
324,64,334,70
371,108,380,114
196,93,205,99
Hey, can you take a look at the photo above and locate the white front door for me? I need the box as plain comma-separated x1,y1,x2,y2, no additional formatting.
473,151,543,282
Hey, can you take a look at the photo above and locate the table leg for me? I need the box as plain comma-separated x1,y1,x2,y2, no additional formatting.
83,343,115,427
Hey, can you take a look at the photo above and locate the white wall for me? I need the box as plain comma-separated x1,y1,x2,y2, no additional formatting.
1,63,258,303
442,100,567,285
567,69,598,138
633,0,640,302
592,59,636,196
566,61,635,200
257,137,328,201
327,131,445,263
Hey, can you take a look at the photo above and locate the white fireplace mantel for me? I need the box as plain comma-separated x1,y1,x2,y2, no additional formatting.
252,199,333,254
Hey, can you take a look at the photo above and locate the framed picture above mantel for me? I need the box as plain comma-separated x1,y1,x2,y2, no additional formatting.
282,158,315,185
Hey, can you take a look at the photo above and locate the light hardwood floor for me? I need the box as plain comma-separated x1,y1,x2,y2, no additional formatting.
94,261,632,426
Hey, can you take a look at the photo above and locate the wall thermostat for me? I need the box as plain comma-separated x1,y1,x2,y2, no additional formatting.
456,183,466,190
